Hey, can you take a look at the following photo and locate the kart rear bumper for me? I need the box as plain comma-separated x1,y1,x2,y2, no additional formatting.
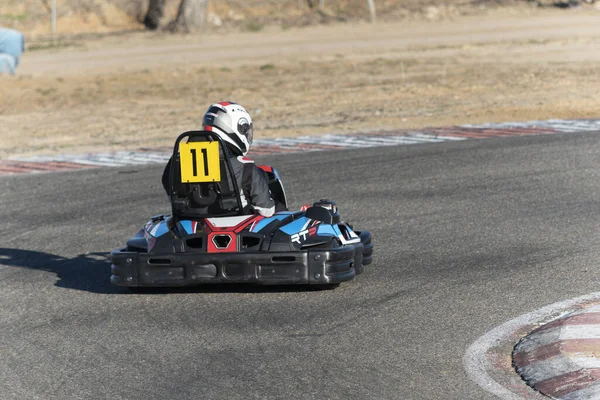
111,243,367,287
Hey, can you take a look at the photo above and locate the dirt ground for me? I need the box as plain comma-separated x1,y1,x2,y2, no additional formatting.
2,8,600,159
0,0,532,38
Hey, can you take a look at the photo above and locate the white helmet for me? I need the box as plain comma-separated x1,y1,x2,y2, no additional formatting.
202,102,254,156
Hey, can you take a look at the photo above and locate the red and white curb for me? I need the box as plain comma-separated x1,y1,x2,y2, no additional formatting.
2,118,600,176
464,292,600,400
514,304,600,399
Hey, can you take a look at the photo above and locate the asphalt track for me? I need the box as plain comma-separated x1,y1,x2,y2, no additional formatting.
1,132,600,399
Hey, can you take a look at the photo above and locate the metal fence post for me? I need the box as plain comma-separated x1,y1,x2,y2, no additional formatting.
51,0,57,35
366,0,376,23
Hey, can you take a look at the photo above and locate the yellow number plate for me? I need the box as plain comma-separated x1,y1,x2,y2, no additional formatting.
179,141,221,183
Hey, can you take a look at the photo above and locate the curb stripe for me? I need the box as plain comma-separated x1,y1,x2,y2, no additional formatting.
535,368,600,398
515,325,600,354
516,357,583,386
513,305,600,398
513,341,564,367
562,383,600,400
463,291,600,400
536,313,600,332
514,339,600,367
4,118,600,176
0,161,94,174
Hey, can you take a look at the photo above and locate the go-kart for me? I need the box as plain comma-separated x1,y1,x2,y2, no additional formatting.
110,131,373,288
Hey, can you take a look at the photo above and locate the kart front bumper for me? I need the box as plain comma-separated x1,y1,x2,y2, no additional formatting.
111,243,367,287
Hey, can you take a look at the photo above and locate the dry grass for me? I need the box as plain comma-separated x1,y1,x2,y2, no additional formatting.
2,48,599,158
2,7,599,159
0,0,146,37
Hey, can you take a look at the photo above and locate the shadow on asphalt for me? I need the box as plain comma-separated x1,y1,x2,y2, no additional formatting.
0,248,337,295
0,248,118,294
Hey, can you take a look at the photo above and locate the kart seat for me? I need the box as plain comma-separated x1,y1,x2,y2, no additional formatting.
169,131,245,220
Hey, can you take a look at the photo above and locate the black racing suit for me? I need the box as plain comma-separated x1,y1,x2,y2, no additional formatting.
162,155,276,217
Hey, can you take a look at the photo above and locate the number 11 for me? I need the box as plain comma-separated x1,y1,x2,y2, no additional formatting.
190,148,210,177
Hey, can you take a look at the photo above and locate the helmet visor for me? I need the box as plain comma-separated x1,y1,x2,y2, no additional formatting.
238,120,253,145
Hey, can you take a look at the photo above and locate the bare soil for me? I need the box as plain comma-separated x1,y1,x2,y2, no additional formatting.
1,0,530,38
2,8,600,158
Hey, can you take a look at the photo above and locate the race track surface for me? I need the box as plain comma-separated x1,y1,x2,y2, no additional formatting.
1,132,600,399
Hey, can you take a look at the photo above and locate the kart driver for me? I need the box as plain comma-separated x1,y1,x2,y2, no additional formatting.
162,102,276,217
